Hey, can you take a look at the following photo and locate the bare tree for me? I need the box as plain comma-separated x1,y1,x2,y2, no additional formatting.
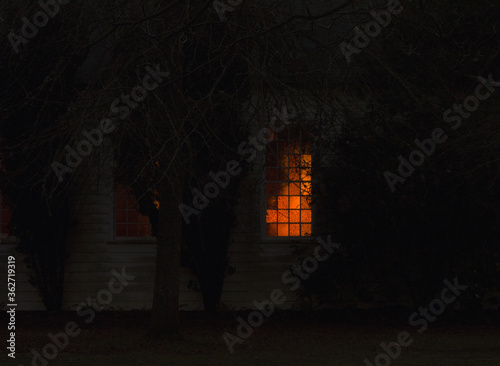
1,0,372,336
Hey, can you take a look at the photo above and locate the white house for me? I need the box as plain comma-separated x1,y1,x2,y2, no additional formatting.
0,0,381,312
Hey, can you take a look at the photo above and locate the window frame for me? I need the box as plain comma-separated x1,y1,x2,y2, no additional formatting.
260,125,316,242
112,184,156,243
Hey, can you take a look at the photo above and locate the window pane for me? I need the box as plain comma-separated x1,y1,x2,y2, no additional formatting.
278,224,289,236
115,184,153,238
280,154,288,167
289,182,300,195
278,167,289,181
1,224,9,238
138,214,149,224
301,224,312,236
301,182,311,195
277,209,289,223
266,150,277,166
289,155,300,167
290,210,300,222
301,210,312,223
128,210,138,222
267,195,278,209
300,196,310,209
116,211,127,223
127,225,138,237
289,224,300,236
267,183,278,196
266,167,277,180
116,196,127,209
289,167,300,181
278,183,289,195
278,196,288,209
290,196,300,209
116,224,127,236
3,207,11,222
266,210,278,223
264,130,312,237
278,141,288,154
267,223,277,236
138,224,151,237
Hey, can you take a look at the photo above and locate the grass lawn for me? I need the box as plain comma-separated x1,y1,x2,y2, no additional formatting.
2,311,499,365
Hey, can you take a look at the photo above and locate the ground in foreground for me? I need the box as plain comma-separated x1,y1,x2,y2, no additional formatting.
2,311,499,366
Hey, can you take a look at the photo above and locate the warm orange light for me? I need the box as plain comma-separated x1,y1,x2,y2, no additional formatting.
290,210,300,222
266,210,277,222
290,224,300,236
266,139,311,237
278,224,289,236
278,210,289,222
278,196,288,209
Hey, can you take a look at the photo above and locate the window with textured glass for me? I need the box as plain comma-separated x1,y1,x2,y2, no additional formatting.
115,184,152,238
265,127,312,237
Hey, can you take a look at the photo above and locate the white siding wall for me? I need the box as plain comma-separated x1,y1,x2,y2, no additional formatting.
220,165,304,310
63,178,206,311
0,155,307,312
1,243,46,310
0,174,204,311
0,94,315,312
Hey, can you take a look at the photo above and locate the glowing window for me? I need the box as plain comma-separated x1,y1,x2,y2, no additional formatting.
115,184,152,237
265,128,312,237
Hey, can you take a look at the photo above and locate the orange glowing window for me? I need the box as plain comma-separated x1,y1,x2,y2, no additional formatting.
266,128,312,237
115,184,152,237
0,194,12,239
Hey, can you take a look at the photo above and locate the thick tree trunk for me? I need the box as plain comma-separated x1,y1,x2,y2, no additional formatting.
150,185,183,338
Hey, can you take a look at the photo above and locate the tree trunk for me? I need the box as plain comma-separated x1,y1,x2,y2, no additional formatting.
150,184,183,338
